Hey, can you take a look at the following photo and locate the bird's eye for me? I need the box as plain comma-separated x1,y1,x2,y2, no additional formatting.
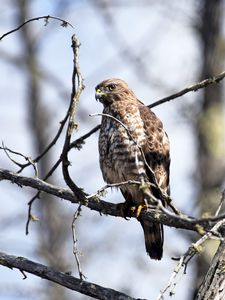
107,84,116,91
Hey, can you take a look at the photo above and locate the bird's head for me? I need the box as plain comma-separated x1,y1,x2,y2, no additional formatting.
95,78,135,106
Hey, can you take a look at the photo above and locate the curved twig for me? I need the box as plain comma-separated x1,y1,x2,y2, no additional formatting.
0,15,73,41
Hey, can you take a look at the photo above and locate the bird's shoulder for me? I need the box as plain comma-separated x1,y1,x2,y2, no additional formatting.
137,102,163,133
137,101,169,153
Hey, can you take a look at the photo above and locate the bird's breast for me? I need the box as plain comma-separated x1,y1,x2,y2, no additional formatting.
98,105,147,184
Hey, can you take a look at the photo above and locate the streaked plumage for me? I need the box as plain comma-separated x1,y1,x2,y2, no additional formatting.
96,78,170,260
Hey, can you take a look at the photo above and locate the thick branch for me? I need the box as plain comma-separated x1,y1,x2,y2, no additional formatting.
0,168,224,233
0,251,138,300
195,241,225,300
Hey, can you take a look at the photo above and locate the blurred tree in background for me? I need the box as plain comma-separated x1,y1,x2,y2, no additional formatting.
16,1,72,300
193,0,225,297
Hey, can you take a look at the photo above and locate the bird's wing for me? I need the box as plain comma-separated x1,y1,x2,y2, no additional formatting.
138,104,170,195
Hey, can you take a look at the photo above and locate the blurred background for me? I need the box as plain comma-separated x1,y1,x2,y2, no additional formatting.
0,0,225,299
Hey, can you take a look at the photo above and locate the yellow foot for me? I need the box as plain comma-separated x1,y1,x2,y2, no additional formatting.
134,204,147,217
116,202,147,219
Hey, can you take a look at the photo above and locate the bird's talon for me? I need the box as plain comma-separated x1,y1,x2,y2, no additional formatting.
130,206,137,212
136,204,147,217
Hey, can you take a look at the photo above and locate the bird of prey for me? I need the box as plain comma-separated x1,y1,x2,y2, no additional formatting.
95,78,170,260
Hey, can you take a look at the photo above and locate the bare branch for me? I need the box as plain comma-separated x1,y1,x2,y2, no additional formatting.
61,34,86,201
25,157,62,235
195,240,225,300
72,204,86,280
149,71,225,108
25,193,40,235
25,122,99,234
17,110,70,173
157,219,225,300
215,189,225,217
0,15,73,41
0,143,38,176
86,180,150,199
0,251,139,300
26,122,99,234
70,124,101,150
1,167,225,234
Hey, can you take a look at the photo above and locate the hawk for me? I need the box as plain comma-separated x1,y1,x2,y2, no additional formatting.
95,78,170,260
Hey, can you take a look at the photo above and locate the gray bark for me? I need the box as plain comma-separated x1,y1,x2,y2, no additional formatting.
195,241,225,300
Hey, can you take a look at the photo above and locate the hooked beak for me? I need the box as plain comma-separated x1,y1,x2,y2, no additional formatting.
95,88,107,102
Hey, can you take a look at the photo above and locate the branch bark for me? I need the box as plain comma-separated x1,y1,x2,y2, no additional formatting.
61,34,86,201
0,251,139,300
0,167,224,234
195,241,225,300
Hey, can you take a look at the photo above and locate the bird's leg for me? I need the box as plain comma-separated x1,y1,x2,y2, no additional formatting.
134,180,152,218
116,180,152,219
135,200,148,217
116,201,134,219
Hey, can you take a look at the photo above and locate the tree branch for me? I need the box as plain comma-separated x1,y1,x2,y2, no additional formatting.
70,124,101,150
0,15,73,41
0,168,224,234
0,251,139,300
157,219,225,300
148,71,225,108
195,240,225,300
61,34,86,201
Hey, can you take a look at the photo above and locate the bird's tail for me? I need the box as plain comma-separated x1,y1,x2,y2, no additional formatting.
140,219,164,260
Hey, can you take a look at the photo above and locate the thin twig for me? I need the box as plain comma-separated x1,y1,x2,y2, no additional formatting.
70,124,101,150
215,189,225,217
25,193,40,235
19,269,27,280
24,33,89,235
149,71,225,109
25,157,62,234
1,110,70,175
25,124,100,233
18,111,70,173
72,204,86,280
0,15,73,41
1,16,74,175
25,123,101,234
86,180,147,199
0,143,38,176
